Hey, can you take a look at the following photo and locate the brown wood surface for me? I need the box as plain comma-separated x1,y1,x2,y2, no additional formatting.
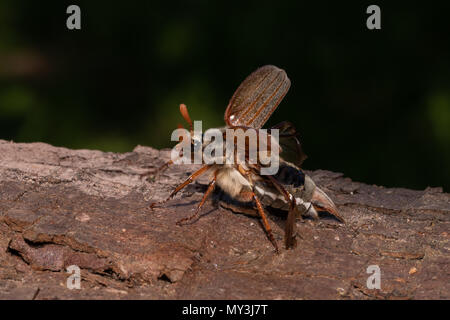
0,139,448,299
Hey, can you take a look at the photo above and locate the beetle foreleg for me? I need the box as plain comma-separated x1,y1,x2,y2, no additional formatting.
176,171,217,225
150,164,212,209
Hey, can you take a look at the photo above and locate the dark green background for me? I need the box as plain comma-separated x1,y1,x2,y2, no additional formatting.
0,1,449,191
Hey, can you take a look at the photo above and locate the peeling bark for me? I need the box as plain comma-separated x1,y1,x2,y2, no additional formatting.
0,139,448,299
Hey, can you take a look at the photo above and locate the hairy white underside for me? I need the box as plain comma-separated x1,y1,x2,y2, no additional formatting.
214,165,319,219
215,165,251,198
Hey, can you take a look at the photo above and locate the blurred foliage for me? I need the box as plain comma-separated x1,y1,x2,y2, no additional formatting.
0,0,449,191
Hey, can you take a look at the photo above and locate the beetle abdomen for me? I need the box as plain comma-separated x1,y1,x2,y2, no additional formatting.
255,161,314,215
273,161,305,187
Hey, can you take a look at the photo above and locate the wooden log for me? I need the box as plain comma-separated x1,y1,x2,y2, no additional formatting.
0,140,448,299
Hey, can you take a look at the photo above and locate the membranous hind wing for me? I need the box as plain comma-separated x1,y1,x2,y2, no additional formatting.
225,65,291,129
270,121,307,168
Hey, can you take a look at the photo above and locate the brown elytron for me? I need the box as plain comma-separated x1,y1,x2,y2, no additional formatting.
225,65,291,129
149,65,344,253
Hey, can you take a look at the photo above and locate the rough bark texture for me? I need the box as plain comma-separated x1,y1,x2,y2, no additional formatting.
0,139,448,300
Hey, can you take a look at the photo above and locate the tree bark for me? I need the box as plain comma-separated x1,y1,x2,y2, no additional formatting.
0,139,448,299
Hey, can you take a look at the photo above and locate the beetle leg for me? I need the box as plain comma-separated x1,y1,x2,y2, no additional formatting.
150,165,212,209
176,171,217,225
252,192,279,253
250,163,299,249
238,164,279,252
265,175,299,249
